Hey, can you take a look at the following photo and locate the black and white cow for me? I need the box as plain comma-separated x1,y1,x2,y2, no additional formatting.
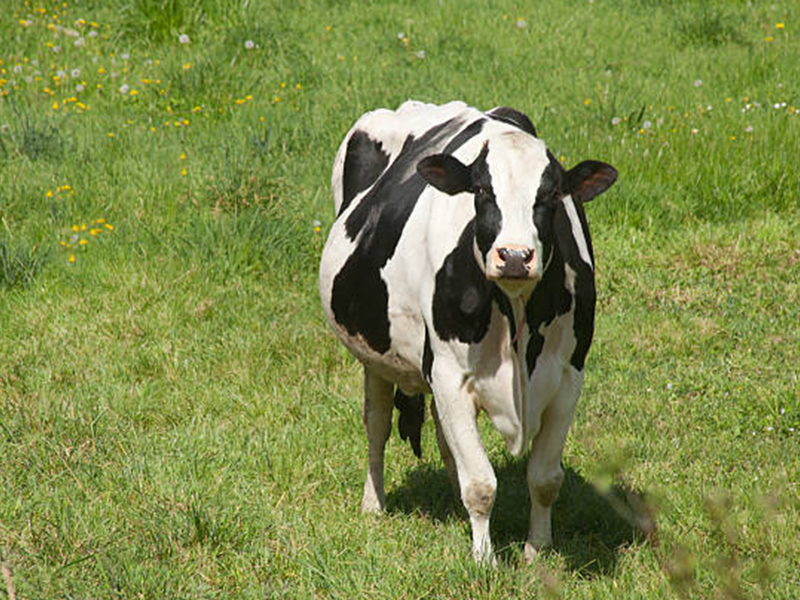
319,101,617,563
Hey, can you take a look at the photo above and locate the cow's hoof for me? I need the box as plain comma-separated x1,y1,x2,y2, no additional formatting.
524,540,551,564
360,495,385,515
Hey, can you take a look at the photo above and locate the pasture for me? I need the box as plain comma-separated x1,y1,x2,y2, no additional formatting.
1,0,799,597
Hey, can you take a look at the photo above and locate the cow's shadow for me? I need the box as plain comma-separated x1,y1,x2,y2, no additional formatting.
386,456,655,575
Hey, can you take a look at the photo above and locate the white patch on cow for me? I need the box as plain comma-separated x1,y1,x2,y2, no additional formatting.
564,263,577,295
562,195,593,269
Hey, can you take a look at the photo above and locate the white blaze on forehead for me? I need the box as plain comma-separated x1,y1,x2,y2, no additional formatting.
562,195,593,270
485,132,550,248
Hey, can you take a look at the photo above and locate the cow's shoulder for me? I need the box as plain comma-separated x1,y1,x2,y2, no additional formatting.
432,219,513,345
525,198,596,374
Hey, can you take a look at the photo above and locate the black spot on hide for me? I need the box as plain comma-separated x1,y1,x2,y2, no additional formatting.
340,130,390,216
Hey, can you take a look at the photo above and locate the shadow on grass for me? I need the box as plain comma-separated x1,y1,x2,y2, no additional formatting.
387,458,654,576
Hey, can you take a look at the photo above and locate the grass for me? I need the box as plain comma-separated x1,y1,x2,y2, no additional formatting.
1,0,799,597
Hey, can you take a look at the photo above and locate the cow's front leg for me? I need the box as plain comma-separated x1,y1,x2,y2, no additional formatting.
432,371,496,564
431,400,460,499
361,368,394,514
525,367,582,562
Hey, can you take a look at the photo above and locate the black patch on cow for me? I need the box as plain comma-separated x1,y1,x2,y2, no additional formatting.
532,154,564,268
394,389,424,458
471,145,502,259
488,106,537,137
432,220,495,344
332,116,483,353
422,326,433,384
567,199,596,370
525,199,596,375
340,130,390,216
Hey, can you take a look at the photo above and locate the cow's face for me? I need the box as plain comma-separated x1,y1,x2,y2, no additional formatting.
417,132,617,294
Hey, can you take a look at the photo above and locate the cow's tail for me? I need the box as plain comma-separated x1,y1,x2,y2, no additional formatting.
393,389,425,458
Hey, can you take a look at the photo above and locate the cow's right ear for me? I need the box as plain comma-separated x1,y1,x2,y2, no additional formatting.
417,154,473,196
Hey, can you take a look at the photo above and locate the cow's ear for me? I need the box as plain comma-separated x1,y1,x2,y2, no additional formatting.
565,161,618,203
417,154,473,195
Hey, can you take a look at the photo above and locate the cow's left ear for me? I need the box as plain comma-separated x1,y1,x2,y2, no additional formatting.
417,154,473,196
565,161,618,203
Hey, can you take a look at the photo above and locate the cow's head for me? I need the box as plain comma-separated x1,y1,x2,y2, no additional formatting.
417,131,617,294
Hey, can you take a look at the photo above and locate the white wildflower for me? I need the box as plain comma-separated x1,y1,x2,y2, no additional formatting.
178,33,190,44
76,83,85,93
693,79,702,87
516,19,527,28
88,30,98,38
119,83,130,94
74,37,85,47
416,50,425,59
244,39,255,50
744,125,753,133
71,68,81,78
611,116,621,126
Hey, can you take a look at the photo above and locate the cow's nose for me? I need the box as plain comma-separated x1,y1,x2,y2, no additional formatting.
495,246,534,279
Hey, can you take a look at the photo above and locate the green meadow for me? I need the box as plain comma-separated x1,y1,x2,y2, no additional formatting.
1,0,798,597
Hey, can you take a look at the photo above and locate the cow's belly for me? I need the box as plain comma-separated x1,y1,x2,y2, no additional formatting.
320,232,429,394
324,310,428,395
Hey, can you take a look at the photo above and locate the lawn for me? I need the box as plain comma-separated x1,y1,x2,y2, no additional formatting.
1,0,799,598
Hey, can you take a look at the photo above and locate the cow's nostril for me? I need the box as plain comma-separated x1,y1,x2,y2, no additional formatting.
497,248,510,262
524,249,534,263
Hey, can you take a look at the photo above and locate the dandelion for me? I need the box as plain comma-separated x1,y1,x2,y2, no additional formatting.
642,120,652,129
178,33,190,44
244,39,255,50
776,23,785,29
312,219,322,233
119,83,129,94
68,253,75,263
611,116,621,126
693,79,702,87
584,98,591,106
397,32,405,40
765,36,774,42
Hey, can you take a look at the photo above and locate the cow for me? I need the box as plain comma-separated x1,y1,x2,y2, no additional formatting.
318,100,617,563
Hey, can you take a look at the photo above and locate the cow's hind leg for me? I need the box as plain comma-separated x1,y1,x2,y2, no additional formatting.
524,367,582,562
361,367,394,514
